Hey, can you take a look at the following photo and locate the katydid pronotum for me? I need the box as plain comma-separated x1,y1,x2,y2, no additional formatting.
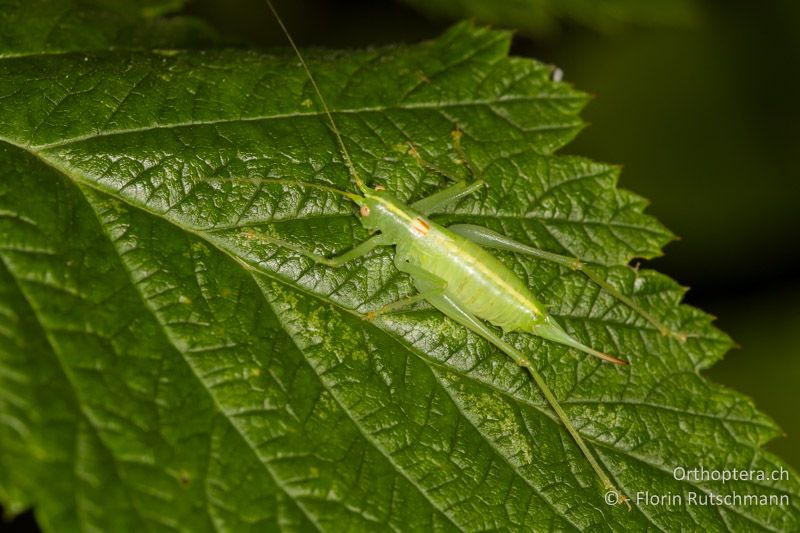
253,0,685,507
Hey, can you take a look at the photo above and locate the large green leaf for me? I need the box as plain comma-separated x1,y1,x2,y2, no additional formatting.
0,1,798,531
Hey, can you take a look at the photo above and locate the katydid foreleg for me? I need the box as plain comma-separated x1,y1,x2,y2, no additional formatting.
267,232,389,267
411,179,485,215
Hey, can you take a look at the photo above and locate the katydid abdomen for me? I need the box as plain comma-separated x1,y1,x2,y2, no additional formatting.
364,189,627,365
402,224,541,331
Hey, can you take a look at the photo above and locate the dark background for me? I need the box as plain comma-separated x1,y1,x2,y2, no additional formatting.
3,0,798,529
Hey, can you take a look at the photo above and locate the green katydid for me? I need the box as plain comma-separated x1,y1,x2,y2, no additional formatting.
252,0,685,506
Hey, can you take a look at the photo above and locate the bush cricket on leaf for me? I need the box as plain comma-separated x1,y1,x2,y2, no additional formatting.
250,0,688,507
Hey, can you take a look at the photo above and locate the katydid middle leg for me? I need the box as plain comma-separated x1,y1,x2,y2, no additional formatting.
365,260,448,320
448,223,685,341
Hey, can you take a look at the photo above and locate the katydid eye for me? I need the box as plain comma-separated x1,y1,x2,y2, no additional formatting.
360,206,370,217
374,184,385,191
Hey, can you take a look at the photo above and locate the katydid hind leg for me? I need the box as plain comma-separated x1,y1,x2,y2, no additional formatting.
449,223,685,340
417,289,626,500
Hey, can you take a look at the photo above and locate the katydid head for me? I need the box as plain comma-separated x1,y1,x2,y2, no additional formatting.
354,187,386,231
341,181,382,208
353,186,411,235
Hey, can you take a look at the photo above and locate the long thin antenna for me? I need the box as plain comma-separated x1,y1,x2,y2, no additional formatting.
264,0,367,193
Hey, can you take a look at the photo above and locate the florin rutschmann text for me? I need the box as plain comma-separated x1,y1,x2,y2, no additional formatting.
604,466,791,507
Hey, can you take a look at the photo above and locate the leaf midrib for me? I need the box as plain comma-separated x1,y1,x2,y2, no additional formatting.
5,91,581,153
